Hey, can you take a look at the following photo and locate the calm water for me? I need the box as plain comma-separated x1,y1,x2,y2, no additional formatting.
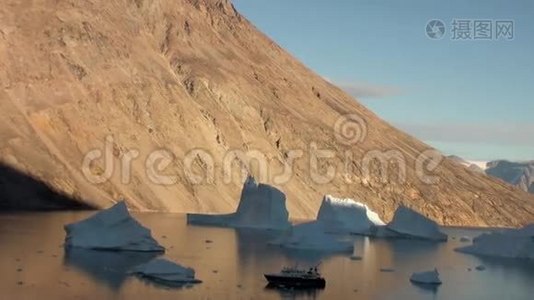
0,212,533,300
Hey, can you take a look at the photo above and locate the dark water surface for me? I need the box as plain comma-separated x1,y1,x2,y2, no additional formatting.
1,212,533,299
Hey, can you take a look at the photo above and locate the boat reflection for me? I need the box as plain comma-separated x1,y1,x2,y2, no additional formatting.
264,283,324,300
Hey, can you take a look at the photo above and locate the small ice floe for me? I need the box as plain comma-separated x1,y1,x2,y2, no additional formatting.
459,236,470,242
475,265,486,271
315,195,384,235
455,224,534,260
64,201,164,252
380,268,395,272
386,205,448,241
409,269,442,285
270,221,354,253
187,175,291,230
130,258,201,287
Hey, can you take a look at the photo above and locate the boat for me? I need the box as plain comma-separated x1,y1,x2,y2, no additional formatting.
264,265,326,288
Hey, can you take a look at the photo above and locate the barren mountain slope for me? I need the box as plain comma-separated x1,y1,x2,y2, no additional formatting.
1,0,533,226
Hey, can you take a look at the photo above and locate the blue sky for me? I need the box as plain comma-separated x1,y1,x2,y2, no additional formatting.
233,0,534,161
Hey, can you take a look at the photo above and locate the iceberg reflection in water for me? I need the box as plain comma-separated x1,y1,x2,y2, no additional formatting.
63,248,159,290
2,213,534,299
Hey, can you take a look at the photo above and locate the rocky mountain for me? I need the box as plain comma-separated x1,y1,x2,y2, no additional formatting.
447,155,534,195
486,161,534,194
1,0,534,226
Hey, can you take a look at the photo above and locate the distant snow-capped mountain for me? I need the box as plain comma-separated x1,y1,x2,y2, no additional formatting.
447,156,486,173
486,161,534,194
448,156,534,194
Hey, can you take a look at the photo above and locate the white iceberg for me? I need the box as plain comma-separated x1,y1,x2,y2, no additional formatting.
410,269,442,285
316,195,385,235
270,221,354,252
131,258,201,286
455,224,534,260
187,176,290,230
268,194,383,252
64,201,164,252
386,205,447,241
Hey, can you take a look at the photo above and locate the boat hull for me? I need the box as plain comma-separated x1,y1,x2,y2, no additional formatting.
264,274,326,288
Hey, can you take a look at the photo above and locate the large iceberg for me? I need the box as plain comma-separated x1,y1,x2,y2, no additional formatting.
187,176,291,230
270,221,354,252
316,195,385,234
455,224,534,260
268,194,382,251
64,201,165,252
130,258,201,286
385,205,447,241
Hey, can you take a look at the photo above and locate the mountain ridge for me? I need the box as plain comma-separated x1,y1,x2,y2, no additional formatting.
1,0,534,226
486,160,534,194
447,156,534,195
